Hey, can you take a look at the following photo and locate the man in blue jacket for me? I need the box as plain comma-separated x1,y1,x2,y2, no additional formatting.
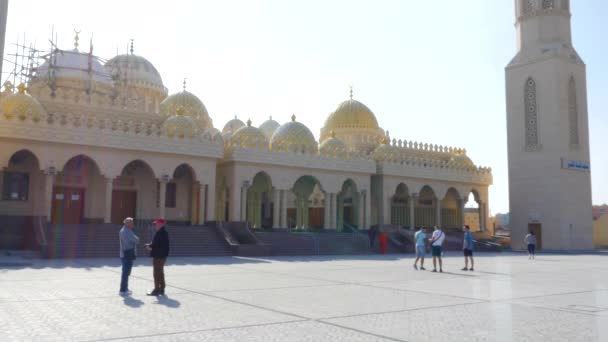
145,218,170,296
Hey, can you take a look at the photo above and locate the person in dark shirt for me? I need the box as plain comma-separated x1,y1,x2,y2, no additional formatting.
145,218,170,296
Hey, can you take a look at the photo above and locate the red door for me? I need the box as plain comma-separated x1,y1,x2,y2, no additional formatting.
111,190,137,224
51,187,85,224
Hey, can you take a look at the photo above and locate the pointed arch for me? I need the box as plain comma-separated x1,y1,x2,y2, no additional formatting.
525,77,539,150
568,76,579,148
542,0,554,9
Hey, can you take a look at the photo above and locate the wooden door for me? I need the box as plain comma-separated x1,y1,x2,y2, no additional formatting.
528,223,542,249
111,190,137,224
309,208,324,228
52,187,85,224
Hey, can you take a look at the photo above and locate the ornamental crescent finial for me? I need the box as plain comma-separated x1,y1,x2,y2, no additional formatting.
291,114,296,122
73,29,81,50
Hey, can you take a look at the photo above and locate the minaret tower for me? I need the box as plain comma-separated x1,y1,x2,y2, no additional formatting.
0,0,8,80
506,0,593,250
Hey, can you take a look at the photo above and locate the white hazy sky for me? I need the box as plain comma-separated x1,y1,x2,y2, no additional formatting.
3,0,607,215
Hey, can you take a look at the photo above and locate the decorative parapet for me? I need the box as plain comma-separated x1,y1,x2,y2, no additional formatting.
223,141,376,174
0,109,224,158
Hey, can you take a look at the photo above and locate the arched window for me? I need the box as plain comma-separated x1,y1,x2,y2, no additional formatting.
568,77,579,147
542,0,554,9
522,0,536,14
525,77,539,149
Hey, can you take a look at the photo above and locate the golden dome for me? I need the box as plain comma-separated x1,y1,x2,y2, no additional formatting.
271,115,317,152
160,90,212,129
0,84,47,122
448,149,474,168
373,138,400,162
222,116,246,135
319,131,347,158
162,114,199,138
105,54,166,92
231,119,268,146
323,99,379,132
259,116,280,139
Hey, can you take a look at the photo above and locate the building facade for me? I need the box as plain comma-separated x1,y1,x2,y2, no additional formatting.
0,33,492,242
506,0,593,250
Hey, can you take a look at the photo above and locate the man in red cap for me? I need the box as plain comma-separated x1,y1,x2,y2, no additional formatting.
145,218,170,296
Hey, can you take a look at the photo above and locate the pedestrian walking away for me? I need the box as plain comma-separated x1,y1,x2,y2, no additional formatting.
462,225,474,271
429,226,445,273
145,218,170,296
119,217,139,296
413,227,427,270
525,231,536,259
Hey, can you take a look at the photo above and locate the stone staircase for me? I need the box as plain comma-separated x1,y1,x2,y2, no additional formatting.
42,224,232,259
257,230,371,256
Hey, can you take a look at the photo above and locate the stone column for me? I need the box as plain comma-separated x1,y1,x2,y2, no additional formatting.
330,193,337,229
44,170,55,223
158,179,167,219
240,186,247,221
337,196,343,230
197,184,206,224
409,193,416,229
383,196,392,226
480,202,486,232
280,190,287,228
272,188,280,228
436,198,442,228
460,199,466,228
323,193,331,229
302,197,309,228
364,190,371,229
206,175,216,221
357,192,364,229
229,183,241,222
103,177,113,223
190,183,198,225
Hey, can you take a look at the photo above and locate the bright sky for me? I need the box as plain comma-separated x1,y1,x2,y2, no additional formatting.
2,0,607,215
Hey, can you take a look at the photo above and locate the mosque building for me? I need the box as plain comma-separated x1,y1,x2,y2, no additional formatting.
0,28,492,247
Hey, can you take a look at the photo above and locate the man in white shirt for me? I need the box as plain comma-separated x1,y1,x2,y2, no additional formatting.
429,226,445,272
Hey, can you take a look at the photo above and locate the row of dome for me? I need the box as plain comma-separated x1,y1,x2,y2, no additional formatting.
0,39,476,167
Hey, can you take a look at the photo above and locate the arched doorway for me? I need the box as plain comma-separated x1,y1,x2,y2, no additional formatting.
464,190,482,232
338,179,359,230
169,164,197,225
289,176,325,229
441,188,461,230
415,185,436,227
247,172,273,228
1,150,42,249
391,183,410,228
53,155,102,224
113,160,156,225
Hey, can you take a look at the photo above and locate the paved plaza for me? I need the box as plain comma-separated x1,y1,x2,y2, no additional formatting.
2,252,608,341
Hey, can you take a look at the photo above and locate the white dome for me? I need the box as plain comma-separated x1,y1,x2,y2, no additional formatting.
34,48,113,87
259,116,280,139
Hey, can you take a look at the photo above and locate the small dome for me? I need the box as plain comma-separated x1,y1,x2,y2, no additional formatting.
448,149,475,168
34,48,113,88
259,116,280,139
162,114,199,138
105,54,166,92
271,115,317,152
222,116,246,135
160,90,212,129
0,84,47,122
373,138,400,162
231,119,268,146
319,131,347,158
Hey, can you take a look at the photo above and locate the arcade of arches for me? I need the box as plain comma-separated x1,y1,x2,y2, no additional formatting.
0,147,487,233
